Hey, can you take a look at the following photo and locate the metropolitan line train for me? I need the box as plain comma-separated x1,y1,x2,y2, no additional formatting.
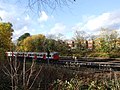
6,52,59,61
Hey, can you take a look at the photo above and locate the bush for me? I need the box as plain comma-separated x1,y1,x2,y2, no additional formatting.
109,52,120,58
99,53,109,57
88,52,109,58
0,48,6,61
88,53,99,57
51,77,82,90
51,75,120,90
0,65,11,90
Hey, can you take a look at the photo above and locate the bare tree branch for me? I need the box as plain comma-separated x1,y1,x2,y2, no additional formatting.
26,59,35,87
27,0,76,12
2,66,11,76
23,56,26,89
29,65,43,90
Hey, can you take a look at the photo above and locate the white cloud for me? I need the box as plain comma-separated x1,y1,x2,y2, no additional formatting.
13,26,29,40
85,13,110,30
0,10,7,19
0,1,19,21
40,24,45,28
17,18,20,21
72,11,120,34
0,1,36,40
38,11,48,23
49,23,66,34
72,23,83,31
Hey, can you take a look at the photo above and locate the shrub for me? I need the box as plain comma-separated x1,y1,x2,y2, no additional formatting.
88,53,100,57
52,76,120,90
0,48,6,61
0,65,11,90
88,52,109,58
109,52,120,58
99,53,109,58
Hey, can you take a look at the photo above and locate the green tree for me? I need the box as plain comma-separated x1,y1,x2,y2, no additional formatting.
32,34,46,52
55,40,70,55
18,33,30,41
95,28,119,53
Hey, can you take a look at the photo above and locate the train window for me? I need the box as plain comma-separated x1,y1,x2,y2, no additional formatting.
36,54,39,56
29,54,34,56
30,54,33,56
54,53,59,55
47,55,51,57
40,54,43,56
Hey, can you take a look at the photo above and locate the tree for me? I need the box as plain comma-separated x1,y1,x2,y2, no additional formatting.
94,28,119,53
32,34,46,52
18,33,30,41
16,33,70,55
109,30,119,50
3,53,43,90
0,22,13,50
0,22,13,60
73,30,87,50
16,34,46,52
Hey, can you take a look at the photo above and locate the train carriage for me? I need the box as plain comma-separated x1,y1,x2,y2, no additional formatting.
6,52,59,62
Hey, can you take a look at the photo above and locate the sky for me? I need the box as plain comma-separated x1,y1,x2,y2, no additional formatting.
0,0,120,40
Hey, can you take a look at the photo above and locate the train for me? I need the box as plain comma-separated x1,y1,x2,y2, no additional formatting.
6,52,59,61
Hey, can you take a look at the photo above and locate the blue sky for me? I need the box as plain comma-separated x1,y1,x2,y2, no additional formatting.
0,0,120,40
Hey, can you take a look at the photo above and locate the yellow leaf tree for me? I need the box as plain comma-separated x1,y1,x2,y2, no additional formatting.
0,22,14,60
16,34,46,52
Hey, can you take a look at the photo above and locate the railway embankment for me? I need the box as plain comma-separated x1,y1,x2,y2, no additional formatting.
59,57,120,71
60,56,120,62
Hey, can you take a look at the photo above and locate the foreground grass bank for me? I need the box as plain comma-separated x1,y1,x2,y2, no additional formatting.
0,59,120,90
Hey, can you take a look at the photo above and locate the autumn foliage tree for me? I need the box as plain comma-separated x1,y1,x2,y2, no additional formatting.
17,34,46,52
0,22,14,60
